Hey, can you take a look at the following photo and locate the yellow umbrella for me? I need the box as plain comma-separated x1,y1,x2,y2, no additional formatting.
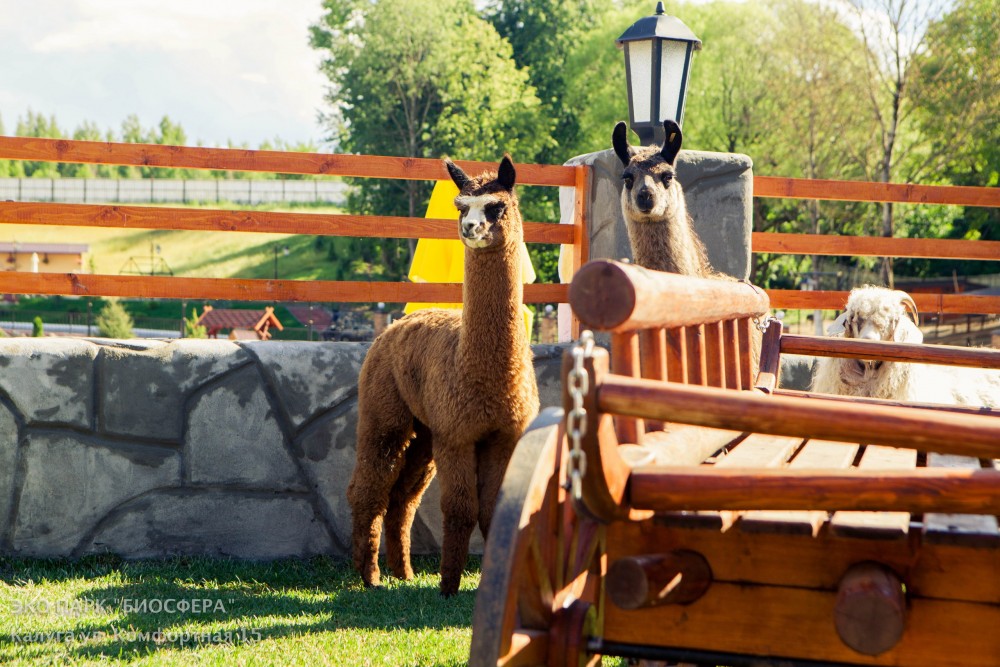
405,179,536,338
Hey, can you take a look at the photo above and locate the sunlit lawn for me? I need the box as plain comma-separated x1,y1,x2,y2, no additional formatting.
0,555,479,666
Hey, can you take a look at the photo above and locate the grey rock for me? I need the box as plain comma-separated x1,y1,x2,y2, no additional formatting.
13,433,180,555
98,339,252,440
240,340,369,431
0,338,98,428
0,403,19,541
186,366,303,490
84,490,332,559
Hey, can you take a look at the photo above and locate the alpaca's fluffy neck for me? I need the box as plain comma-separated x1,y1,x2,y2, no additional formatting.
458,241,527,370
627,217,709,275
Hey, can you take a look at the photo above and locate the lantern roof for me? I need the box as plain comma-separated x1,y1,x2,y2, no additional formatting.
616,2,702,50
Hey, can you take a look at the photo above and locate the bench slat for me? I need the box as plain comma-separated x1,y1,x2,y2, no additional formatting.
923,454,1000,547
830,445,917,540
658,433,801,531
739,439,859,536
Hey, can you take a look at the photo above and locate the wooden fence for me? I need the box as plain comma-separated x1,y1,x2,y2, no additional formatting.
0,136,997,318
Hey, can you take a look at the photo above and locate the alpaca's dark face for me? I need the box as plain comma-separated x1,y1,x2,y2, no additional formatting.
445,156,521,251
612,119,685,225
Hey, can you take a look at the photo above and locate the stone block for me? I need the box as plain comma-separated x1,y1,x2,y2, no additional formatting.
0,403,19,542
13,433,181,555
186,366,304,490
84,490,333,559
0,338,98,428
240,340,370,430
98,339,252,440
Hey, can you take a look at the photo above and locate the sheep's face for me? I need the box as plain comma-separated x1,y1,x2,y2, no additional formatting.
827,286,923,374
445,156,521,252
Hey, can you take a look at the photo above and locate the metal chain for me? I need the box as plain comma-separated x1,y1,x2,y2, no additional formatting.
566,330,594,500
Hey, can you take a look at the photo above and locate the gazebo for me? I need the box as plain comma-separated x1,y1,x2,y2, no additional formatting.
196,305,283,340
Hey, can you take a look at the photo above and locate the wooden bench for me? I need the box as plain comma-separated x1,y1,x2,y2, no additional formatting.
470,260,1000,667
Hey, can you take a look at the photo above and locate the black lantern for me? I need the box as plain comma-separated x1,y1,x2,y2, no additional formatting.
616,2,701,145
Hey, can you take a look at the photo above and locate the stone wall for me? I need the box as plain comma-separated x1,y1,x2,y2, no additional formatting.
0,337,569,560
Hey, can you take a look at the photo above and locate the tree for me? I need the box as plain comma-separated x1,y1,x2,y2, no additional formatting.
845,0,954,286
184,307,208,339
310,0,551,277
96,299,135,339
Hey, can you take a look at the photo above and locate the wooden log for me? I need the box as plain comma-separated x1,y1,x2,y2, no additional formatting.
834,562,906,657
774,388,998,416
629,466,1000,514
753,319,782,393
781,333,1000,370
568,261,769,332
611,332,643,444
722,319,741,390
598,375,1000,460
606,551,712,610
665,327,688,384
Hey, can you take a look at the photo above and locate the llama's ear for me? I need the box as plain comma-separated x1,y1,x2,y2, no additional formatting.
498,154,516,191
612,121,633,167
660,120,683,164
827,312,848,336
893,316,924,344
444,158,470,191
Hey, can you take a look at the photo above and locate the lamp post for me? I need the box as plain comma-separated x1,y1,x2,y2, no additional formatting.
616,1,701,145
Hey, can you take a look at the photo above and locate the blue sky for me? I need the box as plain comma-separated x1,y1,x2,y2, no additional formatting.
0,0,329,148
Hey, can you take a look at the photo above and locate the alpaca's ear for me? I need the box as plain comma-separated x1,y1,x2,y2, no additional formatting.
660,120,683,164
893,316,924,344
498,154,516,191
612,121,633,167
827,312,848,336
444,158,470,191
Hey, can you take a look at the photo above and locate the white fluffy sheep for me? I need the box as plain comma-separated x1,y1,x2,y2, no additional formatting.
810,285,1000,407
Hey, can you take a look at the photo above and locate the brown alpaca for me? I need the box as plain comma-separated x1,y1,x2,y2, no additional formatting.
612,119,716,277
347,155,540,597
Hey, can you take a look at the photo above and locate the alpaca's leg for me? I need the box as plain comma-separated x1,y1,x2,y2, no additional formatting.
347,383,413,588
384,420,435,580
475,431,519,538
434,438,478,597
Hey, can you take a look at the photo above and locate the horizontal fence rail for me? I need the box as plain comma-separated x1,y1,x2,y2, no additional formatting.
754,175,1000,207
765,289,1000,314
0,201,574,244
752,232,1000,262
0,136,576,186
0,273,570,304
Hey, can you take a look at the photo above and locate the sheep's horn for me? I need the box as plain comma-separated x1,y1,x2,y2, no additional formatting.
895,291,919,323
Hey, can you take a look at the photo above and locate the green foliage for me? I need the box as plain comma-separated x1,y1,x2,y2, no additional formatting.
31,316,43,337
96,299,135,339
183,307,208,339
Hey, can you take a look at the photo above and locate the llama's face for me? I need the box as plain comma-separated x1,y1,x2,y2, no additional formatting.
619,150,685,224
445,156,520,252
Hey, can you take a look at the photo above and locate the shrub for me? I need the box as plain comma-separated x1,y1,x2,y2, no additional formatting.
184,307,208,339
96,299,135,339
32,316,44,337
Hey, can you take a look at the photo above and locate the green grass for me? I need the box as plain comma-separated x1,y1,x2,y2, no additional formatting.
0,555,479,666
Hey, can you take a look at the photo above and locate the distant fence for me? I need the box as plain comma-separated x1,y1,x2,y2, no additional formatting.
0,177,348,206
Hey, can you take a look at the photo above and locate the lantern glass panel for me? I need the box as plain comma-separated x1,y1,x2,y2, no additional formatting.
657,40,690,125
626,41,653,124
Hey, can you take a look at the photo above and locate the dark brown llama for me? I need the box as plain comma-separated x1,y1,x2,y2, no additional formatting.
347,155,540,597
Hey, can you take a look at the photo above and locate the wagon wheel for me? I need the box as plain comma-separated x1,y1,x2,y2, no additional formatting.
470,408,606,667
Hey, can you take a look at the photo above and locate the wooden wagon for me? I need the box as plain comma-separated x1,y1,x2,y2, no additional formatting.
470,260,1000,667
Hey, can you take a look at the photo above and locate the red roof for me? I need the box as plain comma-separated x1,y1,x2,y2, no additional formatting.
286,305,333,329
196,306,283,340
